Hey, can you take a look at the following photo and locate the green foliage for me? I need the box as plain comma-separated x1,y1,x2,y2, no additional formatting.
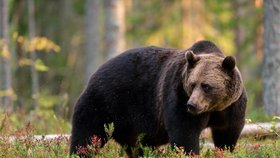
1,134,279,158
234,139,280,158
0,112,71,157
1,136,278,158
246,107,273,122
127,0,183,48
0,114,279,157
34,59,49,71
205,0,235,55
0,110,70,135
105,123,114,138
73,0,85,15
0,132,71,157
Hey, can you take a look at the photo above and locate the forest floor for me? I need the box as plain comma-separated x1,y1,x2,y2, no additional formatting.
0,132,279,157
0,111,279,157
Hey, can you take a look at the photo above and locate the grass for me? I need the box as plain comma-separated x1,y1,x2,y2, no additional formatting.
0,111,279,158
0,131,279,158
246,107,273,122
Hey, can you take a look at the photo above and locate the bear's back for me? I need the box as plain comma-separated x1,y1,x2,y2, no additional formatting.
86,46,179,114
88,46,178,91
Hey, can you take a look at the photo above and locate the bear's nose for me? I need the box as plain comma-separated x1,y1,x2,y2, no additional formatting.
187,101,198,113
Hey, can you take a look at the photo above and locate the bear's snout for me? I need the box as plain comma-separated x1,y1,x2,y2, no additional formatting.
186,101,200,114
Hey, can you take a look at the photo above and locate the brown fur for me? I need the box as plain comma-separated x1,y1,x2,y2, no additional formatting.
182,52,243,114
70,40,247,157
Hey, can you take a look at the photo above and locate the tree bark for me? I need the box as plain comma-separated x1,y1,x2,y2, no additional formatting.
27,0,39,109
0,0,13,112
233,0,246,65
104,0,125,60
85,0,102,81
263,0,280,115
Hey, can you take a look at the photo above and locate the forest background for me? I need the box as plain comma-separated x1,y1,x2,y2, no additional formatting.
0,0,279,135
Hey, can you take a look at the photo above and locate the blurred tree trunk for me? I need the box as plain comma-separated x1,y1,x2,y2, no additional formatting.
233,0,246,66
255,0,263,62
28,0,39,109
232,1,264,108
0,0,13,112
232,1,252,81
85,0,101,81
263,0,280,115
182,1,205,47
104,0,125,60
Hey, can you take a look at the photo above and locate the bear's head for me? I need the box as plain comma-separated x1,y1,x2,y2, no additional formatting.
182,50,243,115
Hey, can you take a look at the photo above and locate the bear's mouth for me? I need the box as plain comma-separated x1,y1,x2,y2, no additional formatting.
186,105,205,115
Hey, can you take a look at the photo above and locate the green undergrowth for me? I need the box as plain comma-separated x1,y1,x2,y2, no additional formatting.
246,107,274,122
0,110,71,135
0,122,279,158
0,111,279,157
0,133,279,158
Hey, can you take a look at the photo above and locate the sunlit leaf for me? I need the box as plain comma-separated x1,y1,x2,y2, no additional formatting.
18,58,33,66
1,44,10,59
35,59,49,71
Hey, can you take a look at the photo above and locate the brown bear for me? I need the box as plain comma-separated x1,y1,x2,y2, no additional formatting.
70,40,247,157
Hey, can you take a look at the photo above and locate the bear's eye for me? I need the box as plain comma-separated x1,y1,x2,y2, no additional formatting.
201,83,212,93
190,83,196,91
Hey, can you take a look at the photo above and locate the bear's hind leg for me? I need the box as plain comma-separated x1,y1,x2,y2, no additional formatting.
70,102,109,156
112,125,145,158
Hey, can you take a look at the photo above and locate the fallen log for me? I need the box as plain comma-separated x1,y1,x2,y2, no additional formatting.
200,122,280,139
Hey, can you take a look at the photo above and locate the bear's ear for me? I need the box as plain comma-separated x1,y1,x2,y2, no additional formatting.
185,50,200,66
222,56,236,71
